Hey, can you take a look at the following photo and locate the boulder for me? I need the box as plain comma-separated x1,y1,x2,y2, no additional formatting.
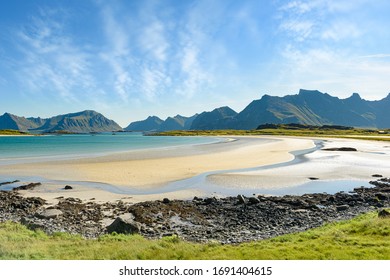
106,214,141,234
378,209,390,218
237,194,246,204
336,205,349,211
13,182,42,191
20,217,46,231
375,193,388,200
64,185,73,190
36,209,63,219
322,147,357,152
248,197,260,204
204,197,216,205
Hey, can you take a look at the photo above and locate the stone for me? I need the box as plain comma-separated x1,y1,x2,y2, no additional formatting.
248,197,260,204
13,182,42,191
162,198,170,204
375,193,388,200
378,209,390,218
204,197,216,205
322,147,357,152
372,174,383,178
36,209,63,219
308,177,319,180
20,217,46,231
336,205,349,211
106,215,141,234
237,194,246,204
64,185,73,190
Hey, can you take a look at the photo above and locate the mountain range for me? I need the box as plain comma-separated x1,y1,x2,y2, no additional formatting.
125,114,199,131
0,110,121,133
1,89,390,133
126,89,390,130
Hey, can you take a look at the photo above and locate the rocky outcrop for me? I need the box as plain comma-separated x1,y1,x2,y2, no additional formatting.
322,147,357,152
1,178,389,243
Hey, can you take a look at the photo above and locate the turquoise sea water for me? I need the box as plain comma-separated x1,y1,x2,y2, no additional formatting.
0,132,219,165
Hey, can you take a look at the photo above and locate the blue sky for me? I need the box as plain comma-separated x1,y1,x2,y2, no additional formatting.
1,0,390,126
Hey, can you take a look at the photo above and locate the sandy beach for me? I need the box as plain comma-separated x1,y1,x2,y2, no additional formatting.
1,135,389,203
1,136,312,202
208,137,390,192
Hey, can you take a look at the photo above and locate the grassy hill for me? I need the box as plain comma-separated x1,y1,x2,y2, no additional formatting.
0,129,30,135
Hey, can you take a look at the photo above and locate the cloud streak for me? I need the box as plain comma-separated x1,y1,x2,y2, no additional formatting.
13,7,96,103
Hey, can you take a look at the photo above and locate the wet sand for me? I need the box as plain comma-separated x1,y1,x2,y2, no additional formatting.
2,136,389,204
1,136,314,203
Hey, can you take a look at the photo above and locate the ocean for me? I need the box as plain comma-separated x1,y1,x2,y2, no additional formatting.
0,132,219,165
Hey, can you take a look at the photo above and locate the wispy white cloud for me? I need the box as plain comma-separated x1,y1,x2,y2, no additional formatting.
279,0,315,15
359,54,390,59
139,20,169,62
14,7,96,103
276,46,390,99
99,4,133,102
321,20,362,41
277,0,366,43
280,19,314,41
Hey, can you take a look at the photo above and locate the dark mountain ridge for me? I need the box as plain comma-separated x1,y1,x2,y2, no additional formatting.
0,110,122,133
126,114,199,132
125,89,390,131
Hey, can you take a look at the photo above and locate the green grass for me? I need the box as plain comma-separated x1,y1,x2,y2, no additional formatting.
154,128,390,141
0,129,30,135
1,211,390,259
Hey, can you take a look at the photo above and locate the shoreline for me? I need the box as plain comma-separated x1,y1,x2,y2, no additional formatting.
0,136,389,204
1,178,389,242
1,136,315,203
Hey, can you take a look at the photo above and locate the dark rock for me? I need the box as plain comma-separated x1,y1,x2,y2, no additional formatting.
162,198,170,204
20,217,46,231
336,205,349,211
64,185,73,190
13,182,42,191
375,193,388,200
378,209,390,218
248,197,260,204
308,177,319,180
203,197,216,205
0,180,20,186
372,174,383,178
322,147,357,152
106,215,141,234
237,194,246,204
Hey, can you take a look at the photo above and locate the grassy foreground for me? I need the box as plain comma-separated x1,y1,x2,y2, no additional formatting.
1,211,389,260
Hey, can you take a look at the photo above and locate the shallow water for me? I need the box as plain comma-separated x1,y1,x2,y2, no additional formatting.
0,139,374,196
0,132,220,165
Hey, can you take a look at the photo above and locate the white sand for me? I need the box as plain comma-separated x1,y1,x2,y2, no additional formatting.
1,136,313,203
208,138,390,190
3,136,388,203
